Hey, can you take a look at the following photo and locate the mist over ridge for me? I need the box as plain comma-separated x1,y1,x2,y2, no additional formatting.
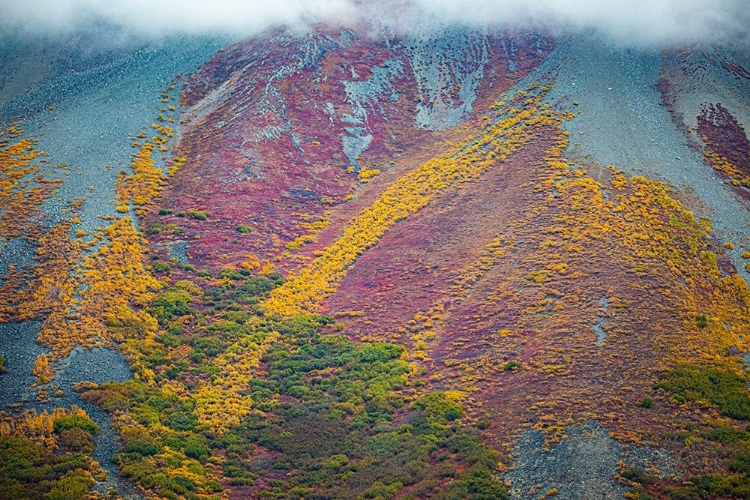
1,0,749,47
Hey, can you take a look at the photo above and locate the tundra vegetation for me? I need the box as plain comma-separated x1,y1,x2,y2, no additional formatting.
1,72,749,500
0,407,105,500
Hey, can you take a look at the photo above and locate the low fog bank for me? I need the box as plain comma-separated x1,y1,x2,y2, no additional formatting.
1,0,748,48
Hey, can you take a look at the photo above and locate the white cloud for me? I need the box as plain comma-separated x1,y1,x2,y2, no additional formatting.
0,0,357,38
415,0,750,46
0,0,747,47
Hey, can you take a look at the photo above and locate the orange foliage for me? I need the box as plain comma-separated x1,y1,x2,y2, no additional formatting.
116,91,180,215
116,141,166,215
194,330,281,432
702,148,749,187
31,353,54,385
412,124,750,453
0,406,90,449
264,90,562,316
0,125,63,242
35,217,163,359
0,220,79,322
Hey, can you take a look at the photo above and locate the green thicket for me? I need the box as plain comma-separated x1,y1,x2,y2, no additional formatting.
0,432,98,500
626,364,750,499
627,423,750,499
231,325,505,499
655,364,750,420
82,272,508,499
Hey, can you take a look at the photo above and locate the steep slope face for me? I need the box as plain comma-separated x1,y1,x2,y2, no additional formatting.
660,46,750,202
132,28,750,499
0,33,225,498
537,38,750,277
1,21,750,500
143,26,552,272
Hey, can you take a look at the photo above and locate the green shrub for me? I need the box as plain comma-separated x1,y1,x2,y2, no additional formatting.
121,429,160,456
671,473,750,499
187,209,209,221
172,475,195,491
221,269,244,281
413,392,464,422
440,463,509,500
504,360,520,371
622,467,657,484
149,288,195,325
696,314,708,329
655,364,750,420
184,435,210,461
164,411,198,431
53,415,99,435
151,260,171,274
204,480,223,493
710,425,750,445
58,428,95,454
0,437,99,499
44,469,95,500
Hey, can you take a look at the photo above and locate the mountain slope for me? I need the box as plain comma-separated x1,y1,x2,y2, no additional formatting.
1,20,749,500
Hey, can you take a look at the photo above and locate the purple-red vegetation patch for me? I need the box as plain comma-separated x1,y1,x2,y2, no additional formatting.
143,27,553,275
697,102,750,178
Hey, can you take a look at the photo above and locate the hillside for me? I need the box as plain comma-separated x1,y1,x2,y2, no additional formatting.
1,16,750,500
